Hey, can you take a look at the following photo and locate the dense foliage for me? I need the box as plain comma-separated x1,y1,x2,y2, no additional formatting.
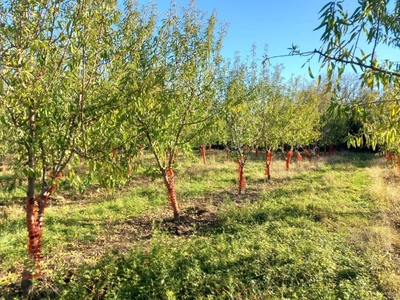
1,0,399,295
314,0,400,153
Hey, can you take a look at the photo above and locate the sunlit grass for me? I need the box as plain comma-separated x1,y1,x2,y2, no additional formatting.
1,150,400,299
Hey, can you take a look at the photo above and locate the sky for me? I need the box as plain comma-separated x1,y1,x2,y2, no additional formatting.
136,0,400,81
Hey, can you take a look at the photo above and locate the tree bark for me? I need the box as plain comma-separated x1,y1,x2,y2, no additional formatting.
22,105,37,295
237,158,245,194
286,150,293,171
266,150,273,180
163,168,180,222
199,146,207,165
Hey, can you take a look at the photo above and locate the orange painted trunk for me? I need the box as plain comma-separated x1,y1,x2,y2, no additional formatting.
296,151,302,163
164,168,180,221
386,152,394,163
199,146,207,165
24,195,47,281
304,149,311,162
23,172,62,281
329,145,336,155
286,150,293,170
26,198,40,262
265,150,273,179
237,158,245,194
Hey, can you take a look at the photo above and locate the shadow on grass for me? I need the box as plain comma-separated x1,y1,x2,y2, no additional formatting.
6,170,363,248
118,204,220,239
328,152,377,168
203,197,375,237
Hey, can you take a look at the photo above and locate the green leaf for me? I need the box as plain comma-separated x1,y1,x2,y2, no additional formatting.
314,21,327,31
351,63,358,73
308,67,315,79
371,138,376,150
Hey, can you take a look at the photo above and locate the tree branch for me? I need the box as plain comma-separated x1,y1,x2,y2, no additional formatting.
314,49,400,78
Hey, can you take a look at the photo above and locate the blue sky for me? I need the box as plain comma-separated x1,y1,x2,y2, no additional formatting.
137,0,399,80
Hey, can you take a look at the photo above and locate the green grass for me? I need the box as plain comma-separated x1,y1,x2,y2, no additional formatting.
1,150,400,299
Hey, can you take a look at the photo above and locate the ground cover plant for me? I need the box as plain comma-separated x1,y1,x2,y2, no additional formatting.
1,0,400,297
1,149,399,299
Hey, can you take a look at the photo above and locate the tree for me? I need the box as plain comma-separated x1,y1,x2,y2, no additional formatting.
221,50,259,194
257,62,321,174
257,64,289,176
318,75,357,147
0,0,122,293
90,0,158,188
277,76,321,150
314,0,400,154
119,1,225,221
316,0,400,88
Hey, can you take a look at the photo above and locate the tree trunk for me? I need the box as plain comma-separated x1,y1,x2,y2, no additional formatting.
329,145,336,155
199,146,207,165
304,149,311,162
163,168,180,222
266,150,273,180
296,151,302,163
22,106,37,296
237,158,245,194
286,150,293,171
386,151,394,163
225,147,230,161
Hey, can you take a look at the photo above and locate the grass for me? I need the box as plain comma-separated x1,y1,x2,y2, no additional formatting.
1,149,400,299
